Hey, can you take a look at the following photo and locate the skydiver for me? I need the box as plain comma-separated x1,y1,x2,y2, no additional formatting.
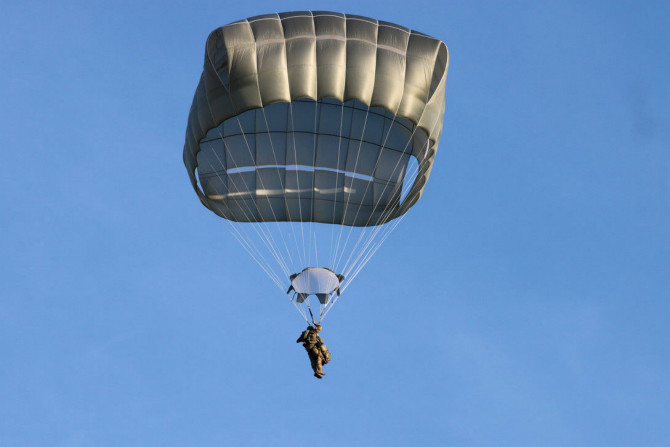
296,320,330,379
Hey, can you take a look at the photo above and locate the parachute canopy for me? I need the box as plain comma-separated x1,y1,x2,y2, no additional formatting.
184,11,448,226
183,12,448,322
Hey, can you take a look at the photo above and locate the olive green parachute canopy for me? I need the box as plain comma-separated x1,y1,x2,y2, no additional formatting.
184,11,448,226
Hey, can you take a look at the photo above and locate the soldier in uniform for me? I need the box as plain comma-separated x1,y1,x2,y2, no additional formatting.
297,320,329,379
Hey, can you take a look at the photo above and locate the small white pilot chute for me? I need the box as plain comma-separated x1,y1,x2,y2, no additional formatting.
287,268,344,321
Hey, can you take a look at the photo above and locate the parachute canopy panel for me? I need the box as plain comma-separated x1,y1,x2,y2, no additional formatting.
184,11,449,227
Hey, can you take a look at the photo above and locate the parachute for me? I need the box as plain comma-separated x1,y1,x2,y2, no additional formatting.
184,11,448,322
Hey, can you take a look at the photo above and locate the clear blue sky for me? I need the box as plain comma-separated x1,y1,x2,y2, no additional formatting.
2,1,669,446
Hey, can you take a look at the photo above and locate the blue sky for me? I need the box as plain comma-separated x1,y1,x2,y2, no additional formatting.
1,1,669,446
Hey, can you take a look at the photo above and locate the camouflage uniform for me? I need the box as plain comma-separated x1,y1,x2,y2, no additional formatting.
297,324,326,377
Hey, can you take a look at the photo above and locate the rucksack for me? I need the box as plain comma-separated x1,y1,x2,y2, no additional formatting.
320,344,331,364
